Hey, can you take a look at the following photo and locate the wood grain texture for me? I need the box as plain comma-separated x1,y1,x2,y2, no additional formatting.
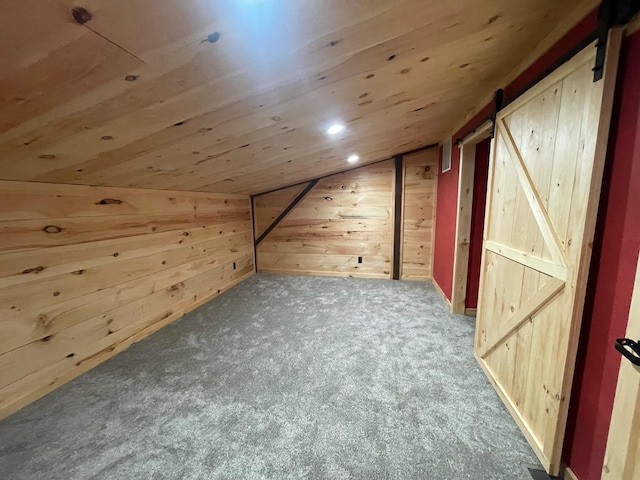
474,35,621,475
451,143,476,313
0,1,596,195
253,183,309,238
401,149,438,280
255,161,395,278
254,154,437,280
0,180,253,420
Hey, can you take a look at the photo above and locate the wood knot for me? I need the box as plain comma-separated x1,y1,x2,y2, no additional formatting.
41,335,53,342
97,198,122,205
72,7,91,24
22,266,44,274
43,225,62,234
206,32,221,43
38,154,56,159
37,314,50,326
124,75,138,81
324,196,332,201
71,269,85,275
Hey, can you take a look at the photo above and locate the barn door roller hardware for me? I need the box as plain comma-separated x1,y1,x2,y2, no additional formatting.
593,0,640,81
615,338,640,367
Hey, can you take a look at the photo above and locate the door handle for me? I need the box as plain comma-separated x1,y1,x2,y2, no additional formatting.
615,338,640,367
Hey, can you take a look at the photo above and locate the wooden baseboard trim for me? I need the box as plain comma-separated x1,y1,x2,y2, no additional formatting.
465,308,477,315
431,278,452,311
560,464,579,480
257,269,390,280
0,270,254,421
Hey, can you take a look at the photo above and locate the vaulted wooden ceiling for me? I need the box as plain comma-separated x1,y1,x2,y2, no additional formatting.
0,0,595,195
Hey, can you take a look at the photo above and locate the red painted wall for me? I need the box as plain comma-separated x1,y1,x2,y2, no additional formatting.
432,144,460,299
431,7,640,477
563,29,640,479
433,12,599,302
465,138,490,309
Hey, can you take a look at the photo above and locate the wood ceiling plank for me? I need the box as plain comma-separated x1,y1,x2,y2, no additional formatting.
85,74,480,192
0,0,594,194
75,0,403,62
2,4,474,181
0,2,142,134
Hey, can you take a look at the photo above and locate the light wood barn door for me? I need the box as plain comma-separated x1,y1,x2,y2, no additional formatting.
474,34,621,475
602,253,640,480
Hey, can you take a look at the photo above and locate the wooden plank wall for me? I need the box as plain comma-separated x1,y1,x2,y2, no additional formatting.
254,150,438,279
401,149,438,280
0,180,253,419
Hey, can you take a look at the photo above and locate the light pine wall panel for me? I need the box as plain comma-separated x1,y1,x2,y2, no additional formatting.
255,161,395,278
401,149,438,280
0,180,253,419
253,183,310,238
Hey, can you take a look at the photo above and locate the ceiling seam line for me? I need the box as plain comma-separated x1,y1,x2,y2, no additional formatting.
83,24,147,64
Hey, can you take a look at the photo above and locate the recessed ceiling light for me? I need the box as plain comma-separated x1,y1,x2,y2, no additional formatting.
347,154,359,164
327,123,345,135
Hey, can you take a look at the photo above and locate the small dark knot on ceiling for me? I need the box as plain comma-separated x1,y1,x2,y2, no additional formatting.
72,7,92,24
125,75,138,82
207,32,221,43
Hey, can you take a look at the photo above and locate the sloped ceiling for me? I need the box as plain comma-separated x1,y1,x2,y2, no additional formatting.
0,0,595,195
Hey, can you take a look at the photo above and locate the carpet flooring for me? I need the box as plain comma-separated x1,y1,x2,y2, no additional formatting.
0,274,540,479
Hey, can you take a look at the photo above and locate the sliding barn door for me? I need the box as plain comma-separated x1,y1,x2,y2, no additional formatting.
475,34,621,475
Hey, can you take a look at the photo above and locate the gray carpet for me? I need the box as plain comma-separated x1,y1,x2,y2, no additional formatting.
0,274,540,479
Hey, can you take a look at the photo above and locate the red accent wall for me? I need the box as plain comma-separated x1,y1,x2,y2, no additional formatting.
431,7,640,477
465,138,490,309
432,144,460,299
563,29,640,480
432,12,599,302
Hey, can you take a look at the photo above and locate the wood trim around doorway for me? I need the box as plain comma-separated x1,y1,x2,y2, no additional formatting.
450,121,493,314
